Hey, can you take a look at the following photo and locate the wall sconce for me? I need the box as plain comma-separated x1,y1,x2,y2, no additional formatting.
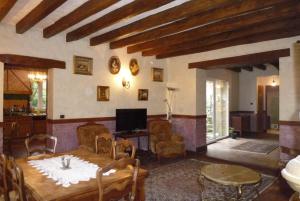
122,77,130,89
271,77,277,87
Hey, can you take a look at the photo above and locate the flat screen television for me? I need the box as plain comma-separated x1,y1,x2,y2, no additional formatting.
116,109,147,132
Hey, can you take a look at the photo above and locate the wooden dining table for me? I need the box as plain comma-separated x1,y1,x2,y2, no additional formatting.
16,148,148,201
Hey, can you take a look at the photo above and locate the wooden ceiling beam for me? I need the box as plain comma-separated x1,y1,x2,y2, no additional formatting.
142,17,300,56
43,0,118,38
188,49,290,69
228,68,241,73
242,66,253,71
0,54,66,69
126,0,300,52
113,0,286,50
90,0,236,46
66,0,173,42
0,0,17,22
156,26,300,59
255,64,267,70
16,0,67,34
270,61,280,69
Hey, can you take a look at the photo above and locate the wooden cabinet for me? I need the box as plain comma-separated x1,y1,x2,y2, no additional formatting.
4,116,33,138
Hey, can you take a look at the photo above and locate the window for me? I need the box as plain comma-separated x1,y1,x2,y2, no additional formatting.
30,80,47,112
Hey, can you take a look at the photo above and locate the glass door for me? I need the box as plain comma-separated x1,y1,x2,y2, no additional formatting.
206,79,229,142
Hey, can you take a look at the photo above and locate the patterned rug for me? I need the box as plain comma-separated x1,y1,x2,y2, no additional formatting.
231,141,278,154
145,159,276,201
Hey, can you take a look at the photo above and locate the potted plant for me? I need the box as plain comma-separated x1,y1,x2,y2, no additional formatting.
229,127,238,139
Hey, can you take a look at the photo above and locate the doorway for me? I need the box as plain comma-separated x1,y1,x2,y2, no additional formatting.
266,85,279,129
206,79,229,142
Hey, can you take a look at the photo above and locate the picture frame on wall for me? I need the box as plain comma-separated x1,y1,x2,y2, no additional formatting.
138,89,148,101
129,58,139,76
73,56,93,75
108,56,121,74
97,86,110,101
152,67,163,82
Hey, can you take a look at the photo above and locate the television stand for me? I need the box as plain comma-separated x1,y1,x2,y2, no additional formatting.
114,130,149,151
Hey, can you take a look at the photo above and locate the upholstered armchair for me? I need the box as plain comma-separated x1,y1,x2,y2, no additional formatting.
77,123,111,153
148,120,186,160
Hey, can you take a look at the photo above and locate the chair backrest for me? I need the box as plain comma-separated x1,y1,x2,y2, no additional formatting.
97,158,139,201
77,123,110,152
0,154,9,201
95,133,114,158
148,120,172,141
113,139,136,160
25,134,57,157
6,157,26,201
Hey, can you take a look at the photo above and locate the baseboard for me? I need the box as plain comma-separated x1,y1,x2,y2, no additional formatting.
196,146,207,153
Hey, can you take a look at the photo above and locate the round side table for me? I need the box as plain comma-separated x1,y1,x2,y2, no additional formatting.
199,164,262,201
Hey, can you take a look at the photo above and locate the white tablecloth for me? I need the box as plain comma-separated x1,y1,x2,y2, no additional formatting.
28,155,116,187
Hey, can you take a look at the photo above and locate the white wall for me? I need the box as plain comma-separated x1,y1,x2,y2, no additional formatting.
166,36,300,121
0,24,167,120
239,65,279,112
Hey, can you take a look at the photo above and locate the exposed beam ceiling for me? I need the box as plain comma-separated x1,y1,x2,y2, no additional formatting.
229,68,241,73
242,66,253,71
90,0,235,46
0,54,66,69
113,0,286,51
188,49,290,69
270,61,280,69
16,0,67,34
0,0,17,22
43,0,118,38
66,0,173,42
157,25,300,59
141,17,300,56
255,64,267,70
125,0,300,52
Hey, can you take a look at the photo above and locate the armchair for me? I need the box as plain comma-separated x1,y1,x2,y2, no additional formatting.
148,120,186,160
77,123,111,153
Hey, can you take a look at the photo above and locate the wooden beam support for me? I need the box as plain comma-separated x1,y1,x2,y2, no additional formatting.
16,0,67,34
141,17,300,56
43,0,118,38
0,0,17,22
90,0,235,46
270,61,280,69
125,0,300,52
255,64,267,70
66,0,172,42
113,0,286,50
228,68,241,73
0,54,66,69
156,25,300,59
242,66,253,71
188,49,290,69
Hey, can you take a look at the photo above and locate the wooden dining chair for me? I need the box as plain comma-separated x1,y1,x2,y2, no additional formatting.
0,154,9,201
25,134,57,157
113,139,136,160
97,158,140,201
95,133,114,158
6,157,27,201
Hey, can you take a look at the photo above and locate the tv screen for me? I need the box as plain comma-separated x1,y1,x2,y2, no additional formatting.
116,109,147,132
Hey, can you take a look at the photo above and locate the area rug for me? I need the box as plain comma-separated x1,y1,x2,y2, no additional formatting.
231,141,278,154
145,159,276,201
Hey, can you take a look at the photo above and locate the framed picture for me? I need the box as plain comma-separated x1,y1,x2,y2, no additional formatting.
108,56,121,74
138,89,148,101
129,58,139,76
152,68,163,82
97,86,110,101
73,56,93,75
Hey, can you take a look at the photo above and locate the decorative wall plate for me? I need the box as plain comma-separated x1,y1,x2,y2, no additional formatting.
108,56,121,74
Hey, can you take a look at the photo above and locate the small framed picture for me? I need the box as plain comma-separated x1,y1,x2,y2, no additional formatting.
138,89,148,101
108,56,121,74
97,86,110,101
129,58,139,76
152,68,163,82
73,56,93,75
